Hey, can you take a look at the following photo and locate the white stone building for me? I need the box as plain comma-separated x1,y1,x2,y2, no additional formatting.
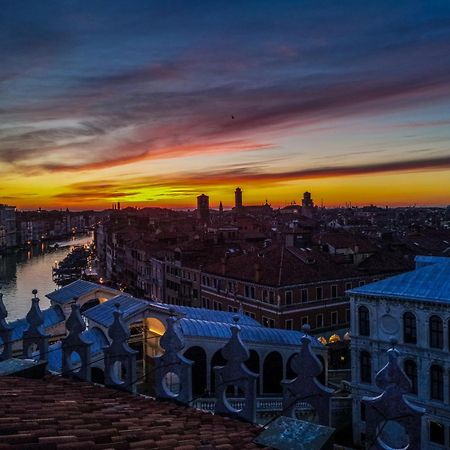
349,255,450,448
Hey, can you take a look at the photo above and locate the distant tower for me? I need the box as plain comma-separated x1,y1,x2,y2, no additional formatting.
235,187,243,210
219,201,223,214
197,194,210,224
302,192,313,208
117,202,121,211
301,191,314,218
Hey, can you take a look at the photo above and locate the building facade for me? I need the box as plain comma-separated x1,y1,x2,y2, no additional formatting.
350,255,450,449
0,204,17,249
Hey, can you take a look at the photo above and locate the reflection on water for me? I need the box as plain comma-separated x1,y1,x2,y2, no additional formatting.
0,233,93,321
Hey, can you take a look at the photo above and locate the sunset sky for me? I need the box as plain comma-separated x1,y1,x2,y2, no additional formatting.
1,1,450,210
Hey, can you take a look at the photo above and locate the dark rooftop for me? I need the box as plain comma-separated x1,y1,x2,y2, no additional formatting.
0,375,265,450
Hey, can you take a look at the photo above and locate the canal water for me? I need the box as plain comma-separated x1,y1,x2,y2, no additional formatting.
0,233,93,321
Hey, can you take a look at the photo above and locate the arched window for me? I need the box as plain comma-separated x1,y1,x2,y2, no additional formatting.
430,364,444,401
246,350,260,394
403,312,417,344
263,351,283,394
404,359,418,394
358,306,370,336
210,350,226,395
360,351,372,383
184,346,207,396
429,316,443,349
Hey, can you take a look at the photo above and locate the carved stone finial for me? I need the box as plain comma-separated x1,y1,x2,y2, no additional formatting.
32,289,38,297
23,293,50,361
282,333,333,426
61,304,92,381
66,304,86,336
0,292,13,361
302,323,311,335
362,345,424,450
154,315,193,403
214,320,258,423
104,305,137,393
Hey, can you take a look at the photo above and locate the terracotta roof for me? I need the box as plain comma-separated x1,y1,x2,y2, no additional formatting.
314,231,377,253
203,243,361,286
0,375,264,450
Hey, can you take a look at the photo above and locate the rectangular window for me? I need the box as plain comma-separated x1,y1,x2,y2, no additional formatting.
345,282,352,291
228,306,239,313
213,301,222,311
316,287,323,300
429,421,445,445
269,291,275,304
430,317,443,349
360,403,366,422
331,311,338,325
301,316,309,326
245,285,255,299
301,289,308,303
346,308,350,323
403,313,417,344
244,311,256,319
360,351,372,383
431,365,444,401
331,285,338,298
316,314,324,328
285,319,293,330
262,316,275,328
285,291,293,305
359,281,365,287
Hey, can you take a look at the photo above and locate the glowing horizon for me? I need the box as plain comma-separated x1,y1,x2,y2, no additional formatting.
1,1,450,210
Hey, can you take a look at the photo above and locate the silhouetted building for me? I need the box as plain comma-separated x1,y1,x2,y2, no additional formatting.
197,194,210,224
235,187,243,210
301,192,315,219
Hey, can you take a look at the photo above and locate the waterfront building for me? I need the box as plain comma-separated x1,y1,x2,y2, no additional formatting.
0,204,17,249
349,255,450,448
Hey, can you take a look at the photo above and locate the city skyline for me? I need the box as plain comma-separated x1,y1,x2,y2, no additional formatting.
1,1,450,209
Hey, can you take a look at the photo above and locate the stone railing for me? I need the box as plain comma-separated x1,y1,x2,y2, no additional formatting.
192,397,314,414
192,396,352,427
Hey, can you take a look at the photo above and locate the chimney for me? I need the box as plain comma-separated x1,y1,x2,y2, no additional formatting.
254,263,261,283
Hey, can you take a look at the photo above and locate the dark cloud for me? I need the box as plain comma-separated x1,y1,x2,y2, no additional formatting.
1,0,450,183
54,154,450,205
